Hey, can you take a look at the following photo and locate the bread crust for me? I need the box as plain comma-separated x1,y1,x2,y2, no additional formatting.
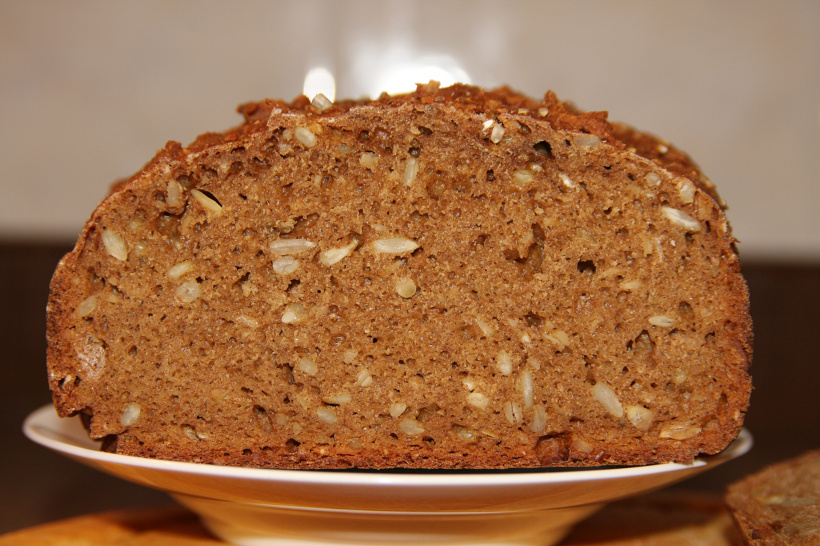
47,83,752,469
726,450,820,544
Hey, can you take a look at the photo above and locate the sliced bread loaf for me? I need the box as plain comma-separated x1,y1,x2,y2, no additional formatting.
47,83,752,468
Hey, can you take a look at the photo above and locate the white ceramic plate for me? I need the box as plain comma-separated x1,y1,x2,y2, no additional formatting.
24,405,752,546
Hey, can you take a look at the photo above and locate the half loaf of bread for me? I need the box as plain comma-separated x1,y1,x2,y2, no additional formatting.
47,83,752,468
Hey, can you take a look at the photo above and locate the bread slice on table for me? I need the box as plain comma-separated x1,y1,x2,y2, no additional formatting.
726,449,820,544
563,491,743,545
47,82,752,469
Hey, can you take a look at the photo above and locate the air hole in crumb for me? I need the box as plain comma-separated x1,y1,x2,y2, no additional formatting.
286,279,300,293
524,312,544,329
234,272,251,291
627,330,654,354
486,170,495,182
281,364,295,385
426,173,448,200
458,325,476,340
410,210,429,223
577,260,596,275
718,392,729,414
285,438,300,452
176,174,195,189
533,140,553,157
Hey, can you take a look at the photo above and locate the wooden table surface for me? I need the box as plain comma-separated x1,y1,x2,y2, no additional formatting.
2,242,818,536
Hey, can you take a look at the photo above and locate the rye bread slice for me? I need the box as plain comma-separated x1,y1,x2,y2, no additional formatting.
727,449,820,544
46,83,752,468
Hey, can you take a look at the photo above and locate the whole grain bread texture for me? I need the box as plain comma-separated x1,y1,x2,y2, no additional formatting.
47,83,752,469
726,449,820,544
564,492,744,545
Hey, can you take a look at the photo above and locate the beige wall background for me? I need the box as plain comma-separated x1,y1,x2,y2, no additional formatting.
1,0,818,261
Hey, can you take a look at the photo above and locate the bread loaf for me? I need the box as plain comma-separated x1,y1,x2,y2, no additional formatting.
47,83,752,469
726,450,820,544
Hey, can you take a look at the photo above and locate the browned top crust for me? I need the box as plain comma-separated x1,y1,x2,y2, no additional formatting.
47,82,752,469
134,84,722,203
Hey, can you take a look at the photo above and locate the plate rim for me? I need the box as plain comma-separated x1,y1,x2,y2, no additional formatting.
24,404,753,488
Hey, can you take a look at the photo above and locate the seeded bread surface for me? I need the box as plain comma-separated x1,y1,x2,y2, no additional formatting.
47,83,752,469
726,449,820,544
564,492,743,545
